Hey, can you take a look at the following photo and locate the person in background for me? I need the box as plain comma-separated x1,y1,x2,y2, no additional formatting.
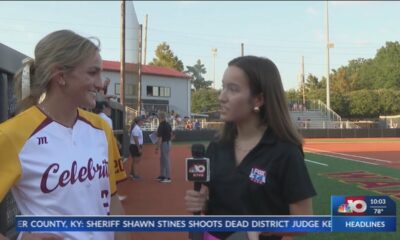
170,110,175,123
184,56,316,240
94,100,127,201
129,116,144,180
102,77,110,95
94,100,112,128
0,30,129,240
155,112,173,183
194,120,201,130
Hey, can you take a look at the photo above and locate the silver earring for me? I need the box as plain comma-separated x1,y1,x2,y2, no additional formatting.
254,106,260,113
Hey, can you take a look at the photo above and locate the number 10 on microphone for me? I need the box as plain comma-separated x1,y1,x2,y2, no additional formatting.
186,157,210,182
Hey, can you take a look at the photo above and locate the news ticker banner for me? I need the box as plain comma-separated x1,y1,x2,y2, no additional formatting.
331,195,397,232
15,216,334,232
14,196,396,233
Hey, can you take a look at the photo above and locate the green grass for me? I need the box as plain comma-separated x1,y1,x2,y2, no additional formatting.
164,140,400,238
298,153,400,240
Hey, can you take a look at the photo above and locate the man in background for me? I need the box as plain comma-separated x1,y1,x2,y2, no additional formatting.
155,112,173,183
95,101,112,128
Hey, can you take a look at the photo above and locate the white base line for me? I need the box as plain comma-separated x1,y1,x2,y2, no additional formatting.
305,150,379,166
305,159,328,167
304,147,392,163
306,141,400,144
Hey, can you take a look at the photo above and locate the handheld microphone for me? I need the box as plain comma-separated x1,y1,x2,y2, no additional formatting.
186,144,210,210
186,144,209,240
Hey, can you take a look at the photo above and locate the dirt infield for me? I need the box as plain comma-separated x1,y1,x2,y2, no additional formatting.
304,138,400,168
118,144,193,240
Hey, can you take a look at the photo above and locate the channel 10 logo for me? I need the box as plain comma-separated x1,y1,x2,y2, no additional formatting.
189,164,206,174
186,158,209,182
337,196,367,215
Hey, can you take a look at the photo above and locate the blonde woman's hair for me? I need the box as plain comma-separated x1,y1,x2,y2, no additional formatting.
14,29,100,112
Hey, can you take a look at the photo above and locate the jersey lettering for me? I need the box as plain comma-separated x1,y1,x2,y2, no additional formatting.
40,158,109,193
114,159,124,174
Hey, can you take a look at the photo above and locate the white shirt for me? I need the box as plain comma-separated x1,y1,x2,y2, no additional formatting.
99,112,113,129
130,125,143,145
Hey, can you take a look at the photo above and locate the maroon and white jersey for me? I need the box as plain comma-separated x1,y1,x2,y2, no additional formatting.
0,106,127,240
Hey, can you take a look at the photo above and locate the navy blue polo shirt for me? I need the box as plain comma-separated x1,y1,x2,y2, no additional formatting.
204,127,316,239
157,120,172,142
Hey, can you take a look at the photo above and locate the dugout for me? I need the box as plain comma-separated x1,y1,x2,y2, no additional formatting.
0,43,26,239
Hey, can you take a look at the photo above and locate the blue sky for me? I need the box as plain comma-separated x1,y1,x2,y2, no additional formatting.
1,1,399,90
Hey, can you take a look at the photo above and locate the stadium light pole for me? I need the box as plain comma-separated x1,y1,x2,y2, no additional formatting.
120,0,125,106
211,48,217,89
325,1,334,118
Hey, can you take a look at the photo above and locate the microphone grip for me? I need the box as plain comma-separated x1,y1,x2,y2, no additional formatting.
193,182,202,215
194,182,201,192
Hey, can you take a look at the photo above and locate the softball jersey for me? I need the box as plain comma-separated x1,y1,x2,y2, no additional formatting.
0,106,127,240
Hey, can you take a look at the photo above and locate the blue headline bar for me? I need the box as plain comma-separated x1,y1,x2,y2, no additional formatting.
16,215,396,232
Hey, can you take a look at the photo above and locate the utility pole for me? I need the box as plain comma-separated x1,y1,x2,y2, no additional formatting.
301,56,305,106
138,24,143,114
241,43,244,56
325,1,335,120
120,0,125,106
211,48,217,89
325,0,334,111
143,14,148,65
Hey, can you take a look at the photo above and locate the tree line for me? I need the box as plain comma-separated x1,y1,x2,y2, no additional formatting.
149,42,218,114
288,41,400,119
149,41,400,118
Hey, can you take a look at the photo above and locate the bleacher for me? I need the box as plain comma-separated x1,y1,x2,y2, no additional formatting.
290,110,339,129
289,100,360,129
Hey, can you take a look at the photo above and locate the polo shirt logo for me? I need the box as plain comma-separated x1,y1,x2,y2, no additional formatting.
249,167,266,184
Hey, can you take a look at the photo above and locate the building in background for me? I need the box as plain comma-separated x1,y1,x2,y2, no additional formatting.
0,43,28,121
103,60,191,117
0,43,26,240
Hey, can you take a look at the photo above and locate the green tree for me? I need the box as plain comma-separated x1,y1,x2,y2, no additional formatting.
319,76,327,89
300,42,400,118
303,74,325,103
149,42,184,71
331,67,350,93
331,92,350,117
348,90,380,118
185,59,213,91
191,88,219,113
346,58,368,91
373,41,400,89
378,89,400,116
285,89,301,104
305,74,321,91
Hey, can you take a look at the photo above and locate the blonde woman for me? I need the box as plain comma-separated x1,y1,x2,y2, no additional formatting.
0,30,129,240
